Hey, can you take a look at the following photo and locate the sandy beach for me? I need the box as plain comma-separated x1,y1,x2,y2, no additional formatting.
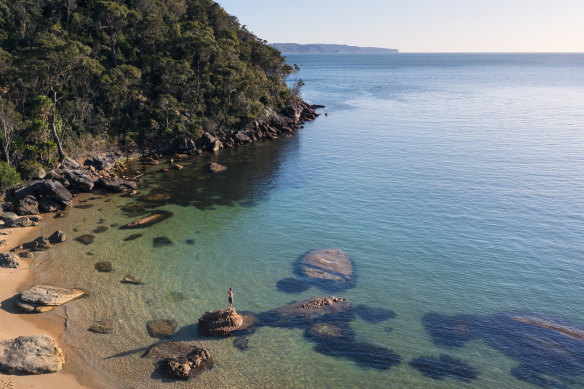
0,226,93,389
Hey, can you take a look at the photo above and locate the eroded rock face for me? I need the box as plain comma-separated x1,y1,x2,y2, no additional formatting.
17,285,86,313
144,342,213,381
15,195,39,216
0,335,64,374
300,249,353,284
208,162,226,173
198,308,244,335
0,252,20,268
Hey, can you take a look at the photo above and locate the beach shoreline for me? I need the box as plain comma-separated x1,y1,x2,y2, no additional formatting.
0,225,94,389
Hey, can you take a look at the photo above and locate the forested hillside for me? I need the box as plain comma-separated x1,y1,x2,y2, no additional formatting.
0,0,297,184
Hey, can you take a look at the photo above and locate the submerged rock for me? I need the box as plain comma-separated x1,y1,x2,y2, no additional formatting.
0,252,20,268
147,319,178,338
17,285,86,313
198,308,244,335
89,320,113,334
409,355,480,382
96,177,137,193
120,210,173,229
153,237,173,247
261,297,352,327
74,234,95,245
233,337,250,351
0,335,65,374
300,249,353,284
123,233,143,241
95,262,113,272
92,226,108,233
354,304,396,323
208,162,226,173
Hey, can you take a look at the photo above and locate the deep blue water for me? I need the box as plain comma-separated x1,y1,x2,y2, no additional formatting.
38,54,584,388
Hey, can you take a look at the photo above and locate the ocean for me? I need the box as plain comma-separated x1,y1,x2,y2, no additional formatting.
33,53,584,388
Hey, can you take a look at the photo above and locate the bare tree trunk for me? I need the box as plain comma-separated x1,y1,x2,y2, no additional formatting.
51,90,66,162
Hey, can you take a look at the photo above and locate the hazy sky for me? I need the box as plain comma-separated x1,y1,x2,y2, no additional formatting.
217,0,584,52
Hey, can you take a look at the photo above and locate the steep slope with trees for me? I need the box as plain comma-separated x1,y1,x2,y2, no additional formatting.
0,0,303,186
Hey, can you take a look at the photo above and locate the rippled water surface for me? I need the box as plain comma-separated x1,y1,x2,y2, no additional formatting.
34,54,584,388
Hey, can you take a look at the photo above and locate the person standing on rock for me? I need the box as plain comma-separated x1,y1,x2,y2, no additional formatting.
228,288,234,310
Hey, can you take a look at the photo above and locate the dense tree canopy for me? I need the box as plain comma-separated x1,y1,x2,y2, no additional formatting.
0,0,296,176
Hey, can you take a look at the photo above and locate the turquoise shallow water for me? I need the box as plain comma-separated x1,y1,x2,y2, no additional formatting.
33,54,584,388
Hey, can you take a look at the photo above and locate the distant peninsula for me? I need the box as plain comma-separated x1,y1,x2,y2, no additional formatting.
269,43,399,54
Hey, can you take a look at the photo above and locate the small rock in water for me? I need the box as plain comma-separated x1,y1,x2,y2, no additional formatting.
89,320,113,334
147,319,178,338
86,251,94,256
110,223,119,228
185,239,196,245
208,162,227,173
75,234,95,245
153,237,173,247
233,337,250,351
97,218,106,224
95,262,113,272
166,291,187,302
384,327,394,334
74,204,93,209
121,275,143,285
92,226,108,233
354,304,396,323
123,233,143,242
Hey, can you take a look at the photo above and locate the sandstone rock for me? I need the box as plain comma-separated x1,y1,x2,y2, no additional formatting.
0,335,64,374
48,230,66,244
208,162,226,173
234,131,252,143
28,215,42,223
60,157,80,170
62,169,94,192
14,180,72,209
0,212,33,228
96,177,137,193
147,319,178,338
15,195,39,216
23,237,51,251
84,156,114,171
121,275,143,284
144,342,212,381
0,252,19,268
94,262,113,272
20,285,86,307
120,210,173,229
89,320,113,334
300,249,353,284
198,308,244,335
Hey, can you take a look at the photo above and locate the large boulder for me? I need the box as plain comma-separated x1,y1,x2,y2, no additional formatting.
22,236,51,251
198,308,244,335
84,156,114,171
17,285,86,313
0,252,20,269
60,157,80,170
48,230,66,244
300,249,353,284
0,335,64,374
62,169,94,192
14,180,72,209
143,342,212,381
0,212,33,228
260,297,352,327
15,195,39,216
96,177,137,193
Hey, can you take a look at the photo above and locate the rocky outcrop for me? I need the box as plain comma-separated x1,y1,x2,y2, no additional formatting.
48,230,66,244
17,285,86,313
22,236,51,251
14,180,72,210
96,177,137,193
144,342,213,381
208,162,226,174
15,195,39,216
0,212,33,228
0,252,19,268
198,308,244,335
0,335,64,374
147,319,177,338
300,249,353,284
60,157,80,170
62,169,94,192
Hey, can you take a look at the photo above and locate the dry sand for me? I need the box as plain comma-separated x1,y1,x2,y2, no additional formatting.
0,226,94,389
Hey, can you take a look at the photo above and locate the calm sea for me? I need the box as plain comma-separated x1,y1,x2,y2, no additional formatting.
34,54,584,388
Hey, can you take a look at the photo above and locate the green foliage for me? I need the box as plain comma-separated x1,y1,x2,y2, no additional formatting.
0,161,20,190
0,0,294,171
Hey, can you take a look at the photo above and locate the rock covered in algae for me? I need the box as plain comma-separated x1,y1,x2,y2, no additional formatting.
0,335,65,374
147,319,178,338
300,248,353,283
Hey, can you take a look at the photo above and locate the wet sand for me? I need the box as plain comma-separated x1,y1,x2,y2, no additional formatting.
0,226,94,389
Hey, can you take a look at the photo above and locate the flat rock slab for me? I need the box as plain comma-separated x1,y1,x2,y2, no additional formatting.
300,249,353,283
0,335,64,374
20,285,86,307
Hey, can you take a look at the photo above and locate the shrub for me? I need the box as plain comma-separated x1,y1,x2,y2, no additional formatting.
0,161,21,191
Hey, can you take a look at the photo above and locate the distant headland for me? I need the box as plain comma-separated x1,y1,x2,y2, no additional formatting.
269,43,399,54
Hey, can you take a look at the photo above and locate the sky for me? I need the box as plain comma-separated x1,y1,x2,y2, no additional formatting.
217,0,584,52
